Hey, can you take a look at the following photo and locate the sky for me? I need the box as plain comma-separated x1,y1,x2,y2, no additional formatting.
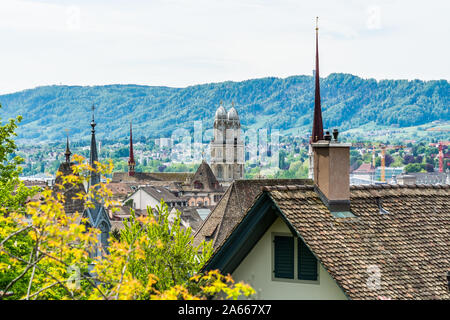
0,0,448,94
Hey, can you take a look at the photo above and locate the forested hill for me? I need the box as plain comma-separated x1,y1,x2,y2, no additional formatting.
0,73,448,142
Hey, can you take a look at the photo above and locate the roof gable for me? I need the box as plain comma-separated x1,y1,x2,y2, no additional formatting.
189,160,221,191
203,184,450,299
193,179,312,249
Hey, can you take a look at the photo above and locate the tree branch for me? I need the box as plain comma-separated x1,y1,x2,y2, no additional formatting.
0,226,32,247
0,247,75,299
37,249,108,300
26,233,40,300
0,254,44,300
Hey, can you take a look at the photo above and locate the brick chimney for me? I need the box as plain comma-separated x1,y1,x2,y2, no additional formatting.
312,130,351,212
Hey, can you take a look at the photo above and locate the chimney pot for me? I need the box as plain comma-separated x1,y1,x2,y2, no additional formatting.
333,129,339,142
324,131,332,141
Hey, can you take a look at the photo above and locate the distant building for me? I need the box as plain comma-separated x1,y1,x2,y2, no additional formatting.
350,163,376,185
397,172,449,185
123,185,188,211
210,102,245,187
374,167,404,183
155,137,173,148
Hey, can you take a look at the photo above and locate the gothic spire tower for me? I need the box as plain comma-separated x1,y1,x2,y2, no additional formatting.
65,131,72,164
128,121,136,176
89,104,100,188
311,16,324,143
309,17,325,179
83,104,111,256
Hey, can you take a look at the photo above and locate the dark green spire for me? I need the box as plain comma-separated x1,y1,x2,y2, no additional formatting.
89,104,100,187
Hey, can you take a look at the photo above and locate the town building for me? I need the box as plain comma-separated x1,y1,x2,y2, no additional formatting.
396,171,450,185
123,185,188,211
193,179,312,251
350,163,375,185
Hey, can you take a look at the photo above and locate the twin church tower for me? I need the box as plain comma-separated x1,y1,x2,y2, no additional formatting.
210,102,245,185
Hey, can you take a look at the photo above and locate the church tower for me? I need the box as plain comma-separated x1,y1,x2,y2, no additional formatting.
210,102,245,185
83,105,111,256
128,121,136,176
308,17,324,180
89,106,100,188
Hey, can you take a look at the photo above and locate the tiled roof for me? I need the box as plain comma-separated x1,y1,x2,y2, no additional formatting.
107,182,135,199
112,172,194,183
260,184,450,299
172,206,204,233
193,179,313,249
141,186,181,203
353,163,375,174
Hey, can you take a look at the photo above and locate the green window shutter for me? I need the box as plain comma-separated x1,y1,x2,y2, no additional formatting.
274,236,294,279
298,238,318,280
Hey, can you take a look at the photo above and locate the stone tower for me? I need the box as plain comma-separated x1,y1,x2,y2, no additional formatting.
210,102,245,185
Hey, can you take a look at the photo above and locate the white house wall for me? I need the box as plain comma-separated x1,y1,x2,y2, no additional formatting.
232,217,347,300
128,189,161,211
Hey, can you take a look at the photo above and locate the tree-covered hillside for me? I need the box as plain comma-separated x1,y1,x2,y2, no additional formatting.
0,73,448,142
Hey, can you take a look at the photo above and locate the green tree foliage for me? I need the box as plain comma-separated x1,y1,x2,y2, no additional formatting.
1,154,253,300
116,202,213,294
0,108,38,210
404,163,425,173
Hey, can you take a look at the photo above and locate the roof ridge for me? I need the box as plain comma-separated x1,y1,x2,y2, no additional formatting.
350,184,450,190
192,182,233,239
262,184,315,192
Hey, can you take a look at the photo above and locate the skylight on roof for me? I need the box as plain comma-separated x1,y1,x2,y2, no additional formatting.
332,211,356,218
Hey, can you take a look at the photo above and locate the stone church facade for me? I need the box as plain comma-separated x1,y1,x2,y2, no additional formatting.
210,103,245,186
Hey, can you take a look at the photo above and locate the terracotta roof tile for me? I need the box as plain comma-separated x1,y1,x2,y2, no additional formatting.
261,184,450,300
193,179,313,249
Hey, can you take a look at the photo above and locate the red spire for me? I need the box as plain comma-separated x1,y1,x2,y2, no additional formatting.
311,17,324,143
128,121,136,176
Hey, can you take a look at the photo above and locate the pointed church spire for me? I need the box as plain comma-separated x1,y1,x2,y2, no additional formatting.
89,104,100,187
128,121,136,176
311,17,324,143
65,133,72,163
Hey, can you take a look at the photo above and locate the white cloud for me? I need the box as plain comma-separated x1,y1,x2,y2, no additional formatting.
0,0,448,94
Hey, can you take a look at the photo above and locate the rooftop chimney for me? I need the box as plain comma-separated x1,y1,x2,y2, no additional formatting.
312,129,352,213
